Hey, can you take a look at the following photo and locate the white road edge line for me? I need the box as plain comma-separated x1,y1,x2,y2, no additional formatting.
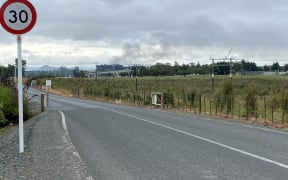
59,110,67,131
147,108,288,136
57,110,94,180
103,108,288,169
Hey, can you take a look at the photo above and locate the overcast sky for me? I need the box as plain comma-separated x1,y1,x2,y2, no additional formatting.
1,0,288,68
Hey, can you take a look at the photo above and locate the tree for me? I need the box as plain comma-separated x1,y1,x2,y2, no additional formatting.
263,65,270,71
215,61,230,75
271,62,280,71
73,67,86,78
284,64,288,72
150,63,174,76
15,58,26,76
73,67,80,77
232,62,244,73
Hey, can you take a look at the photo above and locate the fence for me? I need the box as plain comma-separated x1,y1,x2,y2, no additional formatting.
71,87,288,128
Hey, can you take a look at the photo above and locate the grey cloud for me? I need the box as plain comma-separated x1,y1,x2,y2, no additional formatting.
2,0,288,66
29,0,288,48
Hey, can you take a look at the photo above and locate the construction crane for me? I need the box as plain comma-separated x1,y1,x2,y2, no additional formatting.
225,48,233,60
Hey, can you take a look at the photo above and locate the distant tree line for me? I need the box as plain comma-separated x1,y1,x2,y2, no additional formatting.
0,59,26,79
129,60,288,77
2,59,288,79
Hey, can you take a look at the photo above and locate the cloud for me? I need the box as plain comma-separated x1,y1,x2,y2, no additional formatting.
1,0,288,67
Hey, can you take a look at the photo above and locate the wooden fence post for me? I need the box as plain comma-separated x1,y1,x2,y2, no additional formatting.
238,95,241,119
226,96,229,118
264,96,266,123
209,96,212,116
204,95,206,115
282,97,287,127
231,95,234,118
254,96,257,122
246,96,249,120
41,93,45,112
271,95,274,125
199,95,202,114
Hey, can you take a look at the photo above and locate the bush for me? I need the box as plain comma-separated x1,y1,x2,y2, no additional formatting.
245,87,258,115
163,90,175,106
0,85,31,126
0,86,18,123
0,110,8,127
215,79,233,112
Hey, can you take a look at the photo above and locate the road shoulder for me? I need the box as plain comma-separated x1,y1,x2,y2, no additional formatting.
0,110,92,180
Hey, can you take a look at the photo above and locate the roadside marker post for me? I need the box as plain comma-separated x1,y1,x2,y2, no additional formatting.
0,0,37,153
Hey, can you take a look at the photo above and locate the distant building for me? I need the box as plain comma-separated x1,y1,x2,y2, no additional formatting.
88,69,133,79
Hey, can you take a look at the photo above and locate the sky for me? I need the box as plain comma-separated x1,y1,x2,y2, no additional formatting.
1,0,288,69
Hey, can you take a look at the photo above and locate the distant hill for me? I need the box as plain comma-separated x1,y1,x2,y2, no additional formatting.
39,65,56,71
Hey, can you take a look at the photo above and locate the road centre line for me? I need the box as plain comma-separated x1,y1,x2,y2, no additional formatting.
102,107,288,169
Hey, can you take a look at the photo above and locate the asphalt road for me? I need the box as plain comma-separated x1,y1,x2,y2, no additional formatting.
29,89,288,180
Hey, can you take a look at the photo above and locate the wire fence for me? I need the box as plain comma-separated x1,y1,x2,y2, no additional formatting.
70,87,288,128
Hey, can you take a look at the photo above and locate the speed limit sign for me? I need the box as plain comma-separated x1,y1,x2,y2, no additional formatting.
0,0,37,154
0,0,37,34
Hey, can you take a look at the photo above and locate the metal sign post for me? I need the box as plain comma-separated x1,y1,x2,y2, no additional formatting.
0,0,37,153
17,35,24,153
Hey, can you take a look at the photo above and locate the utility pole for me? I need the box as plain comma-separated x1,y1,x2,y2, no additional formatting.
210,48,239,95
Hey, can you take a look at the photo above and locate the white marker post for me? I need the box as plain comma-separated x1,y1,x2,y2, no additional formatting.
0,0,37,153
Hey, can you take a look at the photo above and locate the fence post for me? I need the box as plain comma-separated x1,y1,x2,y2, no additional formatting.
41,93,45,112
271,95,274,125
189,93,192,112
177,92,180,109
264,96,266,123
204,95,206,115
194,94,196,113
254,96,257,122
209,95,212,115
282,97,287,127
246,96,249,120
199,95,202,114
144,91,147,106
238,95,241,119
226,96,229,118
220,95,223,114
168,93,170,108
215,96,218,116
231,95,234,118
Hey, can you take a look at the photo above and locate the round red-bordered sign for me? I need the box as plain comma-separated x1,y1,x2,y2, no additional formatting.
0,0,37,34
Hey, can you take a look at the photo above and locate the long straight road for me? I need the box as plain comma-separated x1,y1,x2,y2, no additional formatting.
30,89,288,179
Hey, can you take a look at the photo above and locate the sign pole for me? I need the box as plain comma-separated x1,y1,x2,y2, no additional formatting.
1,0,37,153
17,35,24,153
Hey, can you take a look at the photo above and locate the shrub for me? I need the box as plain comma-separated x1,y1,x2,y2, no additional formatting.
0,86,18,123
215,79,233,112
0,109,8,127
245,87,258,116
163,90,175,106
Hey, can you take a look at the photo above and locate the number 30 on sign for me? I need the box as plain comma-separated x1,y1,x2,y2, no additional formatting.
0,0,37,35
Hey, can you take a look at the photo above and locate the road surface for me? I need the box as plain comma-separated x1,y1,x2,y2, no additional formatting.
29,89,288,180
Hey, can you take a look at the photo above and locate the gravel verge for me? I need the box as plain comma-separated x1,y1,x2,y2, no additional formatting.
0,103,91,179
